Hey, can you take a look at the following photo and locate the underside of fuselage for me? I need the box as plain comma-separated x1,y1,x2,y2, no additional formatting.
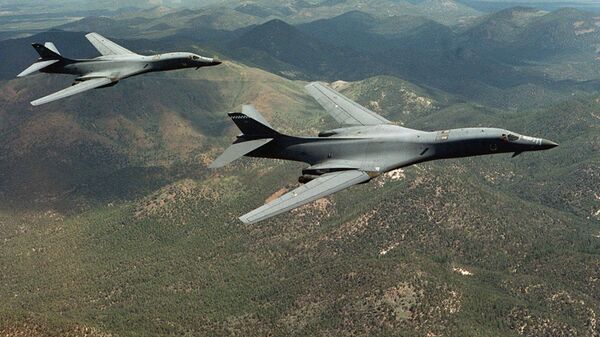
39,56,188,78
243,125,555,176
246,132,437,173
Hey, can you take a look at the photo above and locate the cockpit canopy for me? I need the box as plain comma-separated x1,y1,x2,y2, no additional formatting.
189,55,200,60
501,133,520,142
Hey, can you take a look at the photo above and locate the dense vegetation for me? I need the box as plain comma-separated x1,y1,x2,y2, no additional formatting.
0,1,599,336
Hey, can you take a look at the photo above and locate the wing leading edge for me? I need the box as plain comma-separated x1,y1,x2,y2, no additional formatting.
305,82,391,126
85,33,137,56
30,77,113,106
239,170,371,224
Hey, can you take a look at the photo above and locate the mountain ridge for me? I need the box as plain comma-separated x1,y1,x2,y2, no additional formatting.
0,5,599,337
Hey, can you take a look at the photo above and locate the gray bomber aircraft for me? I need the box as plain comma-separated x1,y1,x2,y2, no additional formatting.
18,32,221,106
210,82,558,224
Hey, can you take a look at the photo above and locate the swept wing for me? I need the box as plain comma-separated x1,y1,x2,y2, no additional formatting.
240,170,371,224
305,82,391,126
85,32,137,56
30,77,113,106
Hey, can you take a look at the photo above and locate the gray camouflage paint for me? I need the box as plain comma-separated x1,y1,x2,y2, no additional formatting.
247,125,557,178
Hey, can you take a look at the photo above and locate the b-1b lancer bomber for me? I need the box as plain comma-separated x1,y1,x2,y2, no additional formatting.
211,82,558,224
18,33,222,106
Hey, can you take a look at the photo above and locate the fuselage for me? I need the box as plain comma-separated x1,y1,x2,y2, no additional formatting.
247,124,558,175
41,52,220,81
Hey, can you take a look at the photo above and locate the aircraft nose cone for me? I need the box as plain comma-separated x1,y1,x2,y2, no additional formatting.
211,58,222,65
540,139,558,149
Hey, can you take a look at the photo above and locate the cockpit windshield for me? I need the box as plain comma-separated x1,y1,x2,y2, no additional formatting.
192,55,200,60
501,133,520,142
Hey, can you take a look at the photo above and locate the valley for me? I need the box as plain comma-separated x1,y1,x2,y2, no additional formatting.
0,1,598,336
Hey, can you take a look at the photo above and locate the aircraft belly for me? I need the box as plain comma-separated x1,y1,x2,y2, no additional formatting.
69,61,144,79
67,62,112,75
152,59,183,71
372,140,434,172
247,137,435,172
286,141,343,164
52,63,81,75
434,140,488,159
261,138,369,166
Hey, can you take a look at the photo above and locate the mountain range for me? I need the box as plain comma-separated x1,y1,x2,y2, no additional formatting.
0,2,599,337
42,5,600,108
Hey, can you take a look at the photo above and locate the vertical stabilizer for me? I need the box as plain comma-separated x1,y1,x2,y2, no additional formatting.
229,105,280,138
43,42,61,55
32,43,63,60
209,105,282,168
17,43,66,77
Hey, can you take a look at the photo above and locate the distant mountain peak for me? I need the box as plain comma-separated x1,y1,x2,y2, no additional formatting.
252,18,297,33
233,18,303,48
336,10,375,21
493,6,545,17
64,16,116,26
552,7,587,16
262,18,292,27
421,0,462,10
141,5,176,17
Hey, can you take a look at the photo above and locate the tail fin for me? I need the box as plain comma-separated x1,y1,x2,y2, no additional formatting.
209,105,280,168
33,43,63,60
17,43,65,78
229,105,280,138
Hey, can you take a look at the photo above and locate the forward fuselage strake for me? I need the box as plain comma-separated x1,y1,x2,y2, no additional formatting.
247,125,558,175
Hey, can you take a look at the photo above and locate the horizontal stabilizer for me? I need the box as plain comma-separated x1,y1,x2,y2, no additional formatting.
17,59,59,77
240,170,371,224
209,138,273,168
